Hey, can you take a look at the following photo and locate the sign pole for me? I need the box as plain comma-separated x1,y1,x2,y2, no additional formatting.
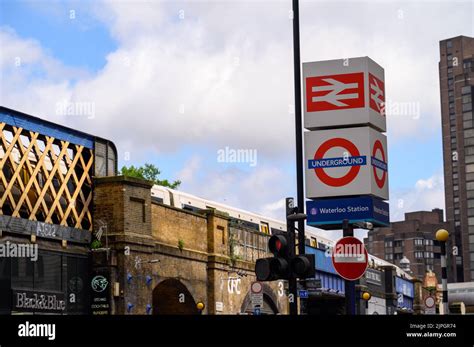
292,0,305,257
342,219,356,315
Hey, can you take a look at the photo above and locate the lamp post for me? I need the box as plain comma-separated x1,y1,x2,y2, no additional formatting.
435,229,449,315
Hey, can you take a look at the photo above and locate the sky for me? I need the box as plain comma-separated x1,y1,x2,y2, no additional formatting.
0,0,473,241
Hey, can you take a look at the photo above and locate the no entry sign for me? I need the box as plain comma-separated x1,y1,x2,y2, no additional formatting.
303,57,385,132
304,126,389,200
332,237,368,281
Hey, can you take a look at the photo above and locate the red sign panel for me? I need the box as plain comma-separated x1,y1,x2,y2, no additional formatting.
306,72,365,112
369,73,385,115
331,237,368,281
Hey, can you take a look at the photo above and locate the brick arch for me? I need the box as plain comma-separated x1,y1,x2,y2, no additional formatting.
240,282,280,314
152,278,198,314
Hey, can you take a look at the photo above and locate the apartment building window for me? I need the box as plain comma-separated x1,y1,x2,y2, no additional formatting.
414,239,424,246
449,103,455,110
463,103,473,112
447,40,452,48
415,252,424,259
385,241,393,248
424,239,434,246
454,197,460,203
386,254,393,261
464,112,473,122
447,54,453,60
449,90,454,97
469,217,474,226
462,86,472,95
463,95,472,104
394,240,404,247
448,78,454,86
454,185,459,191
424,252,434,259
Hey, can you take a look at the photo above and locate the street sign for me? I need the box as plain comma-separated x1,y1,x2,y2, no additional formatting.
304,126,389,200
303,57,385,132
298,290,309,299
253,307,261,315
331,237,368,281
424,296,436,315
250,282,264,308
306,196,389,230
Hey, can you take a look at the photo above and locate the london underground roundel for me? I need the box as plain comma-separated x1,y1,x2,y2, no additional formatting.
371,139,387,189
310,138,366,187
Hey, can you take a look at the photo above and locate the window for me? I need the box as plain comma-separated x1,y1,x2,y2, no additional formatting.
463,103,473,112
414,239,424,246
467,156,474,164
454,185,459,191
424,252,433,259
424,239,434,246
386,254,393,261
394,240,404,247
448,54,453,60
465,129,474,138
467,164,474,173
454,197,460,203
469,217,474,226
448,78,454,86
450,125,457,132
385,241,393,248
447,40,452,48
449,103,455,109
310,237,317,248
468,182,474,190
462,86,472,95
260,222,269,234
465,120,474,129
449,90,454,97
464,112,473,121
415,252,424,259
463,95,472,104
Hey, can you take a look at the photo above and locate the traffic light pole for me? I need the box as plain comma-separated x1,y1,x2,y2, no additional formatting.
286,198,298,315
342,219,356,315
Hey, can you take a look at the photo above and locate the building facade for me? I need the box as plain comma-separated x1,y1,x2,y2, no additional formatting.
439,35,474,282
364,209,453,282
0,106,117,314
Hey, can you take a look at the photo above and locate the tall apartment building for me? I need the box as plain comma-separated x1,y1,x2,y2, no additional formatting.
439,35,474,282
364,209,453,282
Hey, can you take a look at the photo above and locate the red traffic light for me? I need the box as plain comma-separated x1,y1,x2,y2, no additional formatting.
269,234,288,256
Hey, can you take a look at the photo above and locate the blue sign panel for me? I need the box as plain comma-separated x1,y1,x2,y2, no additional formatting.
306,195,389,229
395,277,414,298
298,290,309,299
305,246,337,275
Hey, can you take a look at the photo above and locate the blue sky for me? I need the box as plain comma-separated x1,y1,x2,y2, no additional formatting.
1,0,471,236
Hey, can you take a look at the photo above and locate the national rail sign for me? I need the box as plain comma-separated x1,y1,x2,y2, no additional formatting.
306,196,389,230
331,237,369,281
304,126,389,200
303,57,385,132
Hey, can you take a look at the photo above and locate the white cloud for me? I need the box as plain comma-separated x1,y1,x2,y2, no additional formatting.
390,171,445,222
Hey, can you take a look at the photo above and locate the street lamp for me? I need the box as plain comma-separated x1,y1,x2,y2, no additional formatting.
435,229,449,315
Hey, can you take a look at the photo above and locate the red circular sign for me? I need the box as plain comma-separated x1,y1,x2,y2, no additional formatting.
314,138,361,187
331,237,368,281
372,140,386,189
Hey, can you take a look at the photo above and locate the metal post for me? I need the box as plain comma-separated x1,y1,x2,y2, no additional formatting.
342,219,356,315
286,198,298,315
440,241,449,315
292,0,305,257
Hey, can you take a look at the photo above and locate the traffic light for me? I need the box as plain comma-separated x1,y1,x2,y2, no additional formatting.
255,234,290,281
291,254,316,278
255,234,315,281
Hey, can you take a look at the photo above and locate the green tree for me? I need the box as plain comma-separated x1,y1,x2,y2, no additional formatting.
120,163,181,189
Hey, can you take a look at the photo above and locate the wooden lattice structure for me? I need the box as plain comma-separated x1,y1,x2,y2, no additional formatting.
0,116,94,231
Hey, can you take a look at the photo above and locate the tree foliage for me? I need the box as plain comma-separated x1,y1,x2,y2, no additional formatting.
120,163,181,189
